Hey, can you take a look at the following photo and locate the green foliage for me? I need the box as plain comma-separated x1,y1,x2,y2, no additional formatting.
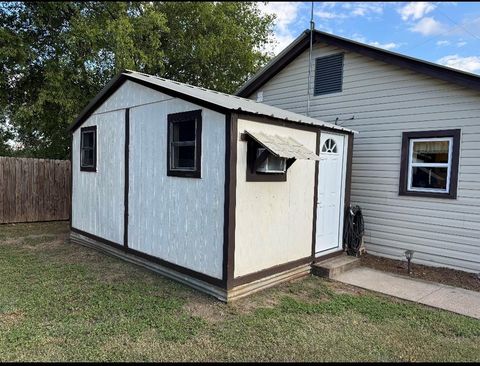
0,2,275,159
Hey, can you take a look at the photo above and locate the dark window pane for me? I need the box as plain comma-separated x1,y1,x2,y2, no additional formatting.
82,131,94,148
411,167,448,190
173,120,196,142
81,148,94,167
412,140,449,163
173,145,195,169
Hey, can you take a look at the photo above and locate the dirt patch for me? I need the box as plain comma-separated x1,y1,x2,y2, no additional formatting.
0,311,25,326
360,253,480,292
184,295,229,323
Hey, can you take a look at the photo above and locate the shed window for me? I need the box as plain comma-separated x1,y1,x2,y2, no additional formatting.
167,110,202,178
80,126,96,172
314,53,344,96
399,129,460,199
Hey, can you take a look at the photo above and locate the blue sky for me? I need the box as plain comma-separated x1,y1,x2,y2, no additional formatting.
259,2,480,74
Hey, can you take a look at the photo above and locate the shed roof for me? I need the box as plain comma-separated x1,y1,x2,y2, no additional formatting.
236,29,480,97
244,130,320,161
69,70,356,134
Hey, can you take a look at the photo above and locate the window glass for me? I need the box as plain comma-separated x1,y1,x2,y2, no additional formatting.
173,120,196,142
412,140,449,164
173,145,195,169
82,131,94,149
411,167,448,190
81,148,94,167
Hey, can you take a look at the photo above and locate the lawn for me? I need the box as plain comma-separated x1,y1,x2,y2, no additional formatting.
0,222,479,362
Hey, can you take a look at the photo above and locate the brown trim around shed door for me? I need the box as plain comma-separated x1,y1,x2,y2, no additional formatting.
342,134,354,250
311,130,321,258
399,129,460,199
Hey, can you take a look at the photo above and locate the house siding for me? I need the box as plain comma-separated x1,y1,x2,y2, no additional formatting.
249,42,480,272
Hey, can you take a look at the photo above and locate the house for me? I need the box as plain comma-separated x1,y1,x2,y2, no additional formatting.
236,29,480,273
69,70,355,301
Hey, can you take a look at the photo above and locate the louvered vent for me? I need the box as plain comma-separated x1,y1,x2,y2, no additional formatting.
313,53,344,96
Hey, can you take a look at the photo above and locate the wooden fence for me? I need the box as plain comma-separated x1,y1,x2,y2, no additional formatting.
0,157,71,224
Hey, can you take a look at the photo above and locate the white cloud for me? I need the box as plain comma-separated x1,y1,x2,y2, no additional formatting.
315,10,347,20
258,2,301,56
437,54,480,74
398,2,436,21
457,41,467,47
342,2,385,17
258,2,300,33
436,40,451,46
410,17,445,35
351,33,401,50
368,41,400,50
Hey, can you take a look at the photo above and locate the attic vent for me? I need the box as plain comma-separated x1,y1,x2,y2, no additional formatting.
313,53,344,96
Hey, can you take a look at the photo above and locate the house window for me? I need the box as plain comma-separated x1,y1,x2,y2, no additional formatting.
80,126,97,172
313,53,344,96
399,129,460,199
167,110,202,178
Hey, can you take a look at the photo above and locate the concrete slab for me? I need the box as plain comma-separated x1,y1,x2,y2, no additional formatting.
418,286,480,319
334,267,480,320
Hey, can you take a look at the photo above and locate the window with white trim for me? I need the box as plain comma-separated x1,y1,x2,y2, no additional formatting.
407,137,452,193
399,129,460,199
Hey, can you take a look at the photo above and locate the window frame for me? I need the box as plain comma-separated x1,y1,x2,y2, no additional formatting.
399,129,460,199
80,126,97,172
167,109,202,178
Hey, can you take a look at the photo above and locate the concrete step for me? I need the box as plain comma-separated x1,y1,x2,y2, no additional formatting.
311,254,360,279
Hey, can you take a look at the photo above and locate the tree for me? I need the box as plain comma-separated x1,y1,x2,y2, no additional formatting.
0,2,275,159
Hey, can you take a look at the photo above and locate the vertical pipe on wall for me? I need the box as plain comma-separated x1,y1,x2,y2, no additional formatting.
306,1,315,117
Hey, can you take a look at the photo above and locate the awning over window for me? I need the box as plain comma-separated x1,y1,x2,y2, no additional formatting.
243,130,320,160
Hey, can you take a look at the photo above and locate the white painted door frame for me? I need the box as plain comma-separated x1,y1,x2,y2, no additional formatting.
315,132,348,257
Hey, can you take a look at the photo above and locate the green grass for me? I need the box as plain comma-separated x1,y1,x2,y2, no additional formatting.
1,221,479,361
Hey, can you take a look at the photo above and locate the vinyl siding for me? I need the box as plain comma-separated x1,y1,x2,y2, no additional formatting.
249,42,480,272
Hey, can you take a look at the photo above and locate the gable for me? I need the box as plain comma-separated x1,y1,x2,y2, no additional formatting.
94,80,169,115
237,30,480,97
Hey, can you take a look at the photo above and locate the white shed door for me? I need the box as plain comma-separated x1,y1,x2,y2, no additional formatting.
315,132,346,255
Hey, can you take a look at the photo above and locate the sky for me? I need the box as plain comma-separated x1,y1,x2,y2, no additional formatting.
258,2,480,74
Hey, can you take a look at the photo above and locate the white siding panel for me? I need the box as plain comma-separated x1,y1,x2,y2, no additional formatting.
72,111,125,244
128,96,225,280
251,41,480,272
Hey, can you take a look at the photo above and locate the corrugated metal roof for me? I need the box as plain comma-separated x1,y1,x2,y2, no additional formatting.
124,70,356,134
244,130,320,161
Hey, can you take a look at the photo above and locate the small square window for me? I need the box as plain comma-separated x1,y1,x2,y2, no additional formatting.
399,130,460,199
80,126,97,172
167,110,202,178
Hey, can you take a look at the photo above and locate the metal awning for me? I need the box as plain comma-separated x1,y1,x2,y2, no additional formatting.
244,130,320,161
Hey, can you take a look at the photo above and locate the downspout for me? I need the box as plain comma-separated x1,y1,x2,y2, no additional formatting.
306,1,315,117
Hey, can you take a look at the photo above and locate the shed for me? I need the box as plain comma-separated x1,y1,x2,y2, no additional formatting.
69,70,356,301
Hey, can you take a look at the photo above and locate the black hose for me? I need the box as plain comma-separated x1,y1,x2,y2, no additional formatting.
343,205,365,257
